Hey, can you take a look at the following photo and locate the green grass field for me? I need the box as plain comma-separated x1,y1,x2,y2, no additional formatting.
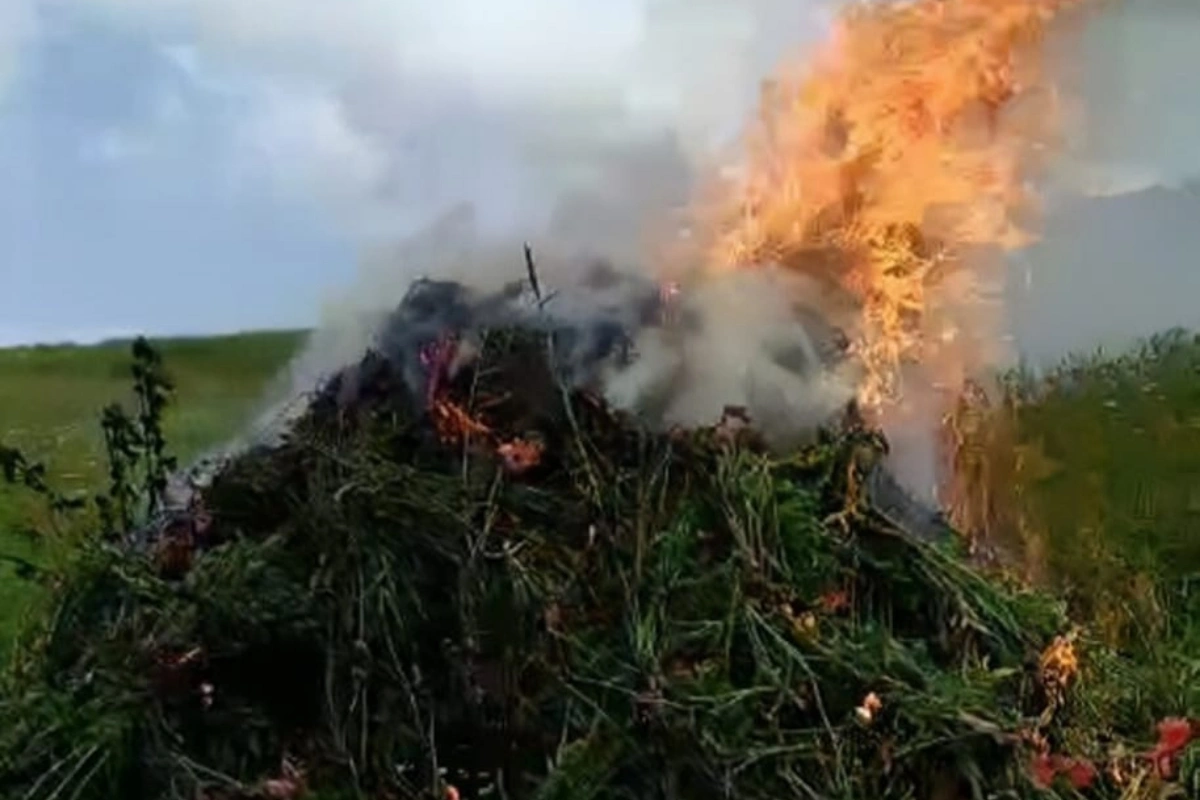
0,331,305,650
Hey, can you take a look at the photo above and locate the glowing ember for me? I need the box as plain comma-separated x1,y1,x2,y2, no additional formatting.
419,334,494,444
420,335,541,471
431,399,492,444
700,0,1090,416
497,438,545,474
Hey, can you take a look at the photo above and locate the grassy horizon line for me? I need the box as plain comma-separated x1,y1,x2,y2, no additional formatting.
0,326,313,353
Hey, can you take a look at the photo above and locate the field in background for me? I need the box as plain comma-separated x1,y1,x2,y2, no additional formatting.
939,330,1200,655
0,331,305,650
4,326,1200,657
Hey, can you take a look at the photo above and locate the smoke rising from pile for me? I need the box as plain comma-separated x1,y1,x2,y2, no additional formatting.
36,0,1200,494
259,215,861,453
213,0,858,445
238,0,1200,479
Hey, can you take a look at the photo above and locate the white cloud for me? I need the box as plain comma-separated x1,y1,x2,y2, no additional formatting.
0,0,36,102
160,43,202,82
1049,0,1200,200
75,71,192,164
85,0,647,103
54,0,837,243
230,85,390,222
26,0,1199,256
79,126,150,162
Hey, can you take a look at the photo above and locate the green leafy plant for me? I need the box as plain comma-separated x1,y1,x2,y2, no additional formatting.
94,337,178,534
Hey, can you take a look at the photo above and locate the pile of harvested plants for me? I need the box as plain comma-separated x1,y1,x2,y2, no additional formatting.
1,283,1197,800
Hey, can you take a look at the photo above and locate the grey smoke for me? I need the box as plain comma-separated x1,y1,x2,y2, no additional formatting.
28,0,1198,490
263,0,1200,462
244,224,859,453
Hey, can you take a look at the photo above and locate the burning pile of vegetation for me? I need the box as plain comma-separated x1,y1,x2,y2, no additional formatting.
1,281,1197,800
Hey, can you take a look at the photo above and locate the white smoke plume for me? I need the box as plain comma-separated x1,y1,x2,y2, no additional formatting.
214,0,1200,430
109,0,853,444
604,267,861,442
0,1,35,102
10,0,1200,472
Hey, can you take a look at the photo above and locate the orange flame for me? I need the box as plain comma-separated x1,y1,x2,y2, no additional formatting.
497,438,545,475
701,0,1090,416
432,399,492,443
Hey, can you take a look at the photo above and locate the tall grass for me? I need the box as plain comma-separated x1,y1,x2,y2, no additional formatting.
958,329,1200,648
0,330,304,652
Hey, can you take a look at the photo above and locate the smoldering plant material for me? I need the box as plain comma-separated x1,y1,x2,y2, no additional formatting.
0,326,1042,800
256,256,860,452
166,265,937,547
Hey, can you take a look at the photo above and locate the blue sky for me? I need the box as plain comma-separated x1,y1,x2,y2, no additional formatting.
0,0,1198,356
0,0,841,346
0,8,359,344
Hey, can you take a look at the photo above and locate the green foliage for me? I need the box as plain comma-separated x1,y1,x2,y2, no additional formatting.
95,337,179,533
3,337,178,538
995,330,1200,646
0,330,303,651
